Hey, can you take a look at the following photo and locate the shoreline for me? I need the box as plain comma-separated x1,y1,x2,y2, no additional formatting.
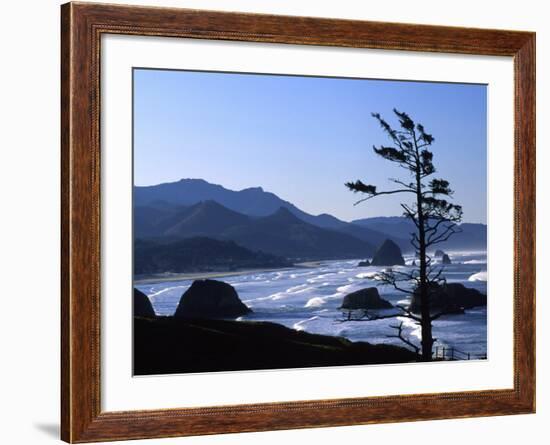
134,252,487,285
134,262,322,285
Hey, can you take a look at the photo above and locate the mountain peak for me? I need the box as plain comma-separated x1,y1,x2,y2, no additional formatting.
241,186,264,193
163,200,249,238
177,178,208,184
182,177,213,182
196,199,225,209
188,200,249,220
263,206,302,224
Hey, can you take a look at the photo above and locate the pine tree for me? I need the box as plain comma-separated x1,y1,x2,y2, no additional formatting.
346,109,462,361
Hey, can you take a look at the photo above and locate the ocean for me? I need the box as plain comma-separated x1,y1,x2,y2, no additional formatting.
136,251,487,359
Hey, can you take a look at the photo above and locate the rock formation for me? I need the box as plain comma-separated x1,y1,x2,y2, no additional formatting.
409,282,486,314
340,287,393,310
174,279,252,319
371,239,405,266
134,288,156,318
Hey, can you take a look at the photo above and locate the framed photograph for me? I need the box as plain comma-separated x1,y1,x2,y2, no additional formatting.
61,2,535,442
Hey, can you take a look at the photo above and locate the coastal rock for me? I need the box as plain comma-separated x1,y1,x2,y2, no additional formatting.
357,260,370,267
442,254,452,265
409,282,486,314
434,249,446,257
174,279,252,319
340,287,393,310
371,239,405,266
134,288,156,318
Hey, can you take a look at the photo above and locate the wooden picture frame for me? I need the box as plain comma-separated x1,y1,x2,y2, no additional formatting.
61,2,535,442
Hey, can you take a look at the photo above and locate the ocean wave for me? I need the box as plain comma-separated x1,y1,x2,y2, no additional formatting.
468,271,487,282
270,293,290,301
356,271,380,279
336,284,355,294
399,316,422,340
244,291,290,303
289,271,315,279
146,285,188,299
305,291,347,308
293,316,320,331
304,297,326,308
286,284,314,294
260,285,318,302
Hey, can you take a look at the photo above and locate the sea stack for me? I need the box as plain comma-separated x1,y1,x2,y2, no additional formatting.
442,253,452,265
409,282,486,314
174,279,252,319
370,239,405,266
340,287,393,310
434,249,446,257
134,288,156,318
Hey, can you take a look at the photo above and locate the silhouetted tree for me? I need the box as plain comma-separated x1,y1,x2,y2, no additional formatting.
346,109,462,361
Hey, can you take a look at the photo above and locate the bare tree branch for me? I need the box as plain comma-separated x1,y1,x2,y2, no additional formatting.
349,188,416,206
427,224,461,246
386,321,420,354
389,178,416,190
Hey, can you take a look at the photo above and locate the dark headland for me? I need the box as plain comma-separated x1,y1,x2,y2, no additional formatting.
133,316,418,375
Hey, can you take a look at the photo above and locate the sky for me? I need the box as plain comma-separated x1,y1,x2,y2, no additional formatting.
133,68,487,223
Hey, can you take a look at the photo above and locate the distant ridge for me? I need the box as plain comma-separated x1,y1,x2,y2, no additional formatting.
135,178,297,218
134,179,486,254
220,206,376,259
353,216,487,251
134,178,407,250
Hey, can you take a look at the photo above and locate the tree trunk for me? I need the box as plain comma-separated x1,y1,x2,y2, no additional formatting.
416,167,433,361
418,229,433,361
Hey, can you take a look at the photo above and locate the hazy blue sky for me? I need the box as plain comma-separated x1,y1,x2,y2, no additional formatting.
134,69,487,223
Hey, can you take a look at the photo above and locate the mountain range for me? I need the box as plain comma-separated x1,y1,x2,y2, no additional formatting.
135,200,377,260
134,179,487,263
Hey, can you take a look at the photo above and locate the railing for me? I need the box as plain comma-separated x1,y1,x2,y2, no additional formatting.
433,346,473,360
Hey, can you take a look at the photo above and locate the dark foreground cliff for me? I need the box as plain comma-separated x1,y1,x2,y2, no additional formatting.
133,316,418,375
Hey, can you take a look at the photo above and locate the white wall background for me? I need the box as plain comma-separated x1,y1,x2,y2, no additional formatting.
0,1,545,444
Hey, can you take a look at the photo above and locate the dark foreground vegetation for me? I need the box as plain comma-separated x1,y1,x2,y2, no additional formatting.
133,316,418,375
